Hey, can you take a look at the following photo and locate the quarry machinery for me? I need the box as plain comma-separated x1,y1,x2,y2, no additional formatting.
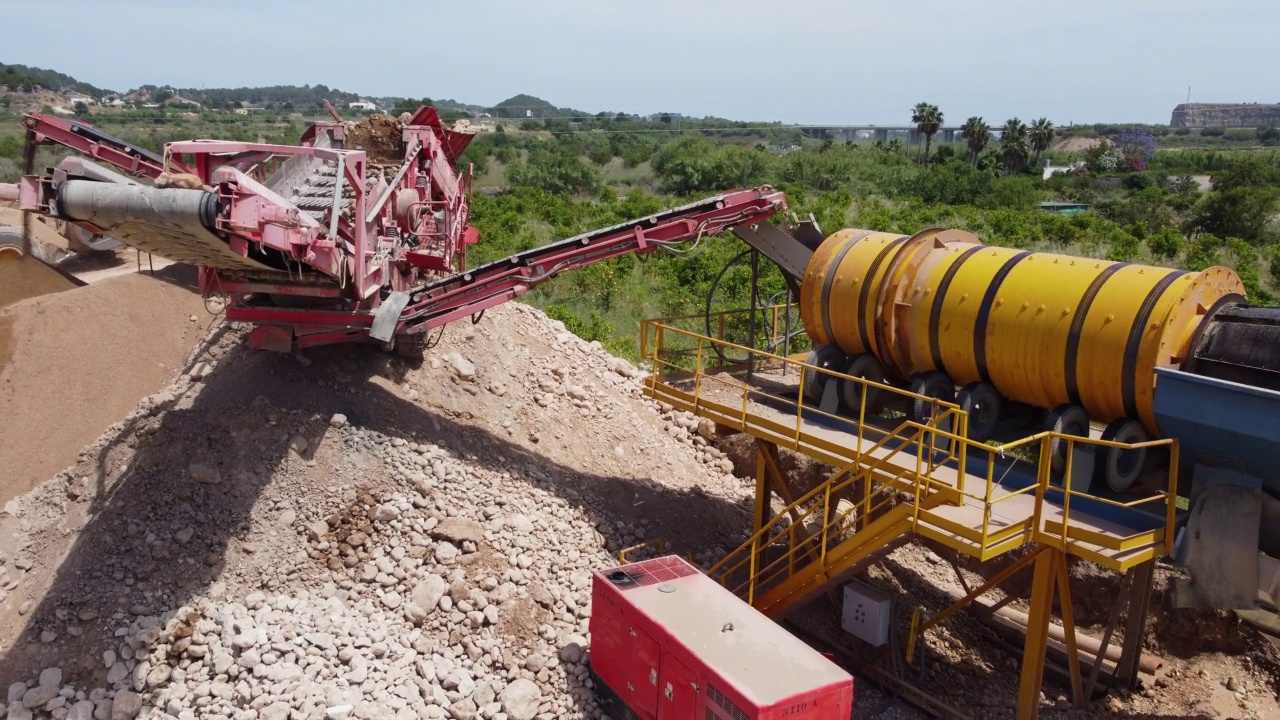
7,110,788,357
8,107,1279,644
749,224,1280,618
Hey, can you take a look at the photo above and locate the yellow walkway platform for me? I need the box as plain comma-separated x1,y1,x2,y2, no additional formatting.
638,310,1180,720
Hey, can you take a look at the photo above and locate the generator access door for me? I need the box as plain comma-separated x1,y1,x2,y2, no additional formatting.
657,653,698,719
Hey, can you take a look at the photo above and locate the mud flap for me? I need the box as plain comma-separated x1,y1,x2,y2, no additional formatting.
1172,466,1262,610
370,291,410,342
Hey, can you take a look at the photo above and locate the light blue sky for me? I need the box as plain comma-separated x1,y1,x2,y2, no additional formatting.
2,1,1276,125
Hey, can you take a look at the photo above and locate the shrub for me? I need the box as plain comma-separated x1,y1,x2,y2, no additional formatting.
1105,229,1141,262
1200,127,1225,137
1147,227,1183,259
1184,234,1223,271
506,149,602,195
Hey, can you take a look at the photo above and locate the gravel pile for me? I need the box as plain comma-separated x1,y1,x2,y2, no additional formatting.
0,303,753,720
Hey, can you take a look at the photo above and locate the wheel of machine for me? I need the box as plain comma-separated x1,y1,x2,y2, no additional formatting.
802,344,846,401
1095,419,1148,493
0,226,24,259
1043,404,1090,475
837,354,887,415
909,372,956,424
957,382,1001,442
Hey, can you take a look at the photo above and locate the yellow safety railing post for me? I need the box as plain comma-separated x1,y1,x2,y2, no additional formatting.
857,378,868,456
794,360,805,447
981,450,995,550
693,336,705,410
1061,437,1074,547
1031,436,1051,545
820,480,832,567
655,325,666,377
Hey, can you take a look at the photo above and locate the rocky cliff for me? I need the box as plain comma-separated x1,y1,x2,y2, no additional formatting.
1171,103,1280,128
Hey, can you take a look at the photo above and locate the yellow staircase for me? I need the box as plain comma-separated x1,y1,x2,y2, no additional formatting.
706,417,949,616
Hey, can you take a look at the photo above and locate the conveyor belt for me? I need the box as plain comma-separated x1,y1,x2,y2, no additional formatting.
1189,303,1280,392
56,181,276,271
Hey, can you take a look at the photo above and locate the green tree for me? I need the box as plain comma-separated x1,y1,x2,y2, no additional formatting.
999,119,1029,175
1029,117,1055,166
506,148,602,195
72,101,90,118
911,102,943,168
1186,159,1280,243
650,137,770,194
1147,227,1183,259
962,116,988,166
960,117,991,167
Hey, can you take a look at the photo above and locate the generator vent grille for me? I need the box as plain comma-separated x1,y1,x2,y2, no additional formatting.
706,682,749,720
605,556,697,591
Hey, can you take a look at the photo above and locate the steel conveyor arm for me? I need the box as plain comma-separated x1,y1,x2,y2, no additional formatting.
398,187,788,332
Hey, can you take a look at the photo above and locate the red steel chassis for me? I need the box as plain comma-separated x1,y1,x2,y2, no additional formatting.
16,109,786,353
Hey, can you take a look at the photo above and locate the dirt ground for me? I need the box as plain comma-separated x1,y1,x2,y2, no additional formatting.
1055,137,1104,153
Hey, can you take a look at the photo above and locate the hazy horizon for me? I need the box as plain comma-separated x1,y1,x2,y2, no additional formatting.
2,0,1276,126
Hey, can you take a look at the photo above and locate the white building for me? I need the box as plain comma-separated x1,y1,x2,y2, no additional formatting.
1043,161,1086,180
65,92,96,105
348,100,378,111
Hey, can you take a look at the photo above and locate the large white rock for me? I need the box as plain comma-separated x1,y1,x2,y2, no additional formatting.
499,679,542,720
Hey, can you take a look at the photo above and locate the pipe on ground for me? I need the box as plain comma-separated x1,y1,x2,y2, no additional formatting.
935,583,1162,674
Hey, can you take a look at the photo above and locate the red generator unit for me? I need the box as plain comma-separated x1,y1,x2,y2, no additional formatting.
588,556,854,719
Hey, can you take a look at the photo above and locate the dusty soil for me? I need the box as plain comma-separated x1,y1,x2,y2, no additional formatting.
0,256,78,311
0,265,212,504
1056,137,1103,153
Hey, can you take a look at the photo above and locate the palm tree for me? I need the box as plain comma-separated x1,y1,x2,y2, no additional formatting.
1029,117,1055,166
999,118,1030,174
960,116,991,166
911,102,944,168
1001,117,1028,142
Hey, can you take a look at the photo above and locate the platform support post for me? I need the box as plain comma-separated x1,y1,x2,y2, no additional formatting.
753,443,773,535
1116,560,1155,688
1018,547,1061,720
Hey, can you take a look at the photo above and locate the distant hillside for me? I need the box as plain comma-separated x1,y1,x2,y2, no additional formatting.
489,94,586,119
0,62,111,96
0,63,632,124
129,84,364,111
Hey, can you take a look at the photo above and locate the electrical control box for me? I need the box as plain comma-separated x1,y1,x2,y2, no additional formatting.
589,555,854,719
841,580,892,647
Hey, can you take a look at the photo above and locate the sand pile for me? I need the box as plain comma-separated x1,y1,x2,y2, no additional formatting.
0,266,211,504
0,255,79,310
